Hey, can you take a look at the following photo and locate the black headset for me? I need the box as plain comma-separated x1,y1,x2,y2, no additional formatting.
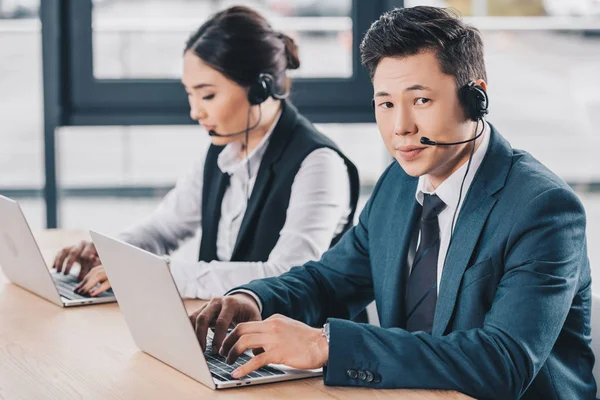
208,72,290,138
247,73,290,105
459,81,489,121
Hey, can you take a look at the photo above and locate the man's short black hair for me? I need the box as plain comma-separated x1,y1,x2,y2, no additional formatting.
360,6,487,89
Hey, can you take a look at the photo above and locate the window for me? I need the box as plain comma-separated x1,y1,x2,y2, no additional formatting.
92,0,353,79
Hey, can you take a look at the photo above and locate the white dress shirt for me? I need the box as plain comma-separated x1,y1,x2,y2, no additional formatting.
413,122,491,292
118,110,352,299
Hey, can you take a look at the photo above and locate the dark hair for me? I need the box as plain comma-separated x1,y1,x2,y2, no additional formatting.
184,6,300,95
360,6,487,89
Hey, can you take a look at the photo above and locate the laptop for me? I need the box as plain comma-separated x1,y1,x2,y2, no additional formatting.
90,230,322,389
0,195,116,307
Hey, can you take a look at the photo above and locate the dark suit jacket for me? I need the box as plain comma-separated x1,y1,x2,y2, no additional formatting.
235,125,596,399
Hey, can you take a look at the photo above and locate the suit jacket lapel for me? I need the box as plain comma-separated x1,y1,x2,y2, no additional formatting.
432,181,496,335
432,124,513,336
231,101,298,259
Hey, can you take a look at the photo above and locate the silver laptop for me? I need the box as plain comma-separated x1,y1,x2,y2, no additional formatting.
90,230,322,389
0,195,116,307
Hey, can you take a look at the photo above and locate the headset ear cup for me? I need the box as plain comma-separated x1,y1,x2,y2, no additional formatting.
472,84,489,120
247,75,270,105
461,81,489,121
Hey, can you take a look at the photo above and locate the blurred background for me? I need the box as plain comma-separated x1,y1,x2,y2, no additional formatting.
1,0,599,286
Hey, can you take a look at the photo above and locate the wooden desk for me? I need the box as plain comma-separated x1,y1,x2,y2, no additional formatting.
0,230,472,400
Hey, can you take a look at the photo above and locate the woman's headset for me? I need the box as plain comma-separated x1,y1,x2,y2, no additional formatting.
247,73,289,105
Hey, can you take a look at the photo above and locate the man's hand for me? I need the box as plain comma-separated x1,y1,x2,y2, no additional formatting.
52,240,101,279
189,294,262,355
220,314,329,379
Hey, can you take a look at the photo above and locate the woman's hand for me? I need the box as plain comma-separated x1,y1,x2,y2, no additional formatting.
52,240,100,280
74,265,112,296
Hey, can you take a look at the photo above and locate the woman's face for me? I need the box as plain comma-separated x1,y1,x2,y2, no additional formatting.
182,50,254,146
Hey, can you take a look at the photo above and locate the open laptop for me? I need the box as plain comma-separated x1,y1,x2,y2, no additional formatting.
90,230,322,389
0,195,116,307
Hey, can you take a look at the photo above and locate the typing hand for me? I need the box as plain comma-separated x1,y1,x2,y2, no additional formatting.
53,240,101,279
220,314,329,378
189,295,262,356
74,265,111,296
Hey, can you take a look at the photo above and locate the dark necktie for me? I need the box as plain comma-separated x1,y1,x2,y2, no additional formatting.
405,194,446,333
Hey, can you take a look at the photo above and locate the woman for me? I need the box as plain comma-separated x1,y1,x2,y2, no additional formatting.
52,6,359,299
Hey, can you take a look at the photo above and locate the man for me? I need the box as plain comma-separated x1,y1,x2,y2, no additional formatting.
189,7,596,399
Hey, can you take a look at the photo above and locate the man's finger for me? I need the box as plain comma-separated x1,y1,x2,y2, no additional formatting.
225,334,264,365
194,301,222,352
189,303,208,328
220,321,267,357
211,305,236,355
232,353,269,379
90,280,111,297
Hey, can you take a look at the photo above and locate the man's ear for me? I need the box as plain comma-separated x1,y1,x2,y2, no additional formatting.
474,79,487,92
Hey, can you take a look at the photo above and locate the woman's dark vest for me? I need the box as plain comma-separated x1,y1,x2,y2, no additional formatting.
198,101,359,263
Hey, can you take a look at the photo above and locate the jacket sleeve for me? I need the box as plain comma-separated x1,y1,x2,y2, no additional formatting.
228,164,399,327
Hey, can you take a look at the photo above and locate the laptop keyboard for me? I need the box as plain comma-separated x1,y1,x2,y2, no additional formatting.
52,273,114,300
205,336,285,382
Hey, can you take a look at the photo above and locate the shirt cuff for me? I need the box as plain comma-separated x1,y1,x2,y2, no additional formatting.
227,289,263,313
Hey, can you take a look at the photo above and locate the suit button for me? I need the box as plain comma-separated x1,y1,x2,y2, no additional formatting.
365,370,374,383
346,369,358,379
357,370,367,381
373,373,381,384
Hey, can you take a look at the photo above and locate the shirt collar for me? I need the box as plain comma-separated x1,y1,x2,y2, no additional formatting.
416,121,491,211
217,109,283,176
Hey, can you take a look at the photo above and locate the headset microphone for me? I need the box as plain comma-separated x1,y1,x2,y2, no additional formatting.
420,128,484,147
208,129,244,137
207,108,262,137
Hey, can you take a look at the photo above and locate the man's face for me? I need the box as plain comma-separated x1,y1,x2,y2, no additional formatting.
373,51,478,186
